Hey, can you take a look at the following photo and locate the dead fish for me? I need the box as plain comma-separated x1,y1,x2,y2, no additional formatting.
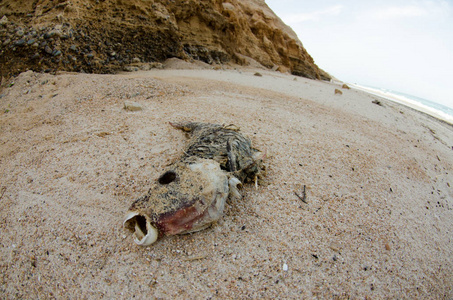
123,122,265,246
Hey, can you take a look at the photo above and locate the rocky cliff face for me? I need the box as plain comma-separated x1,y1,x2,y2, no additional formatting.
0,0,330,80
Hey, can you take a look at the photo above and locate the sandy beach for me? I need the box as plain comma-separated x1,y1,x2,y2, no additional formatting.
0,63,452,298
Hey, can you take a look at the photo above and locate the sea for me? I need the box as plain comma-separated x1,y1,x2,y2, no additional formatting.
350,84,453,125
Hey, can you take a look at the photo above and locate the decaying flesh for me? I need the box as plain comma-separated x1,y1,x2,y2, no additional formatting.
123,122,265,246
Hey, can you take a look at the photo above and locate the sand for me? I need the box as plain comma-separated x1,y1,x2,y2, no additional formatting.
0,64,452,298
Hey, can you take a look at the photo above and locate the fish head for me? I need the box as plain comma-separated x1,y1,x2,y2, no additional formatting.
123,157,242,246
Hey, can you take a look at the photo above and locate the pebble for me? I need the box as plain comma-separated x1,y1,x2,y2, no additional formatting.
124,66,139,72
44,46,53,54
0,15,8,27
124,101,143,111
329,242,341,252
52,50,62,56
372,99,383,106
283,263,288,271
44,31,55,39
14,39,25,46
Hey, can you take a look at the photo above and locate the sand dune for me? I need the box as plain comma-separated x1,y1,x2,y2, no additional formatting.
0,66,452,298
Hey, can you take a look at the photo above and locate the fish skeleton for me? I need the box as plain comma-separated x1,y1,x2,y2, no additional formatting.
123,122,265,246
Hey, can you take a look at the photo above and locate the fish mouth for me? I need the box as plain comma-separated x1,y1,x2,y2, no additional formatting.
123,212,159,246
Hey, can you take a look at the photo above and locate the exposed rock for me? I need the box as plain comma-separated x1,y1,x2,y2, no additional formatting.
0,15,8,27
124,101,143,112
335,89,343,95
14,39,25,46
372,99,384,106
342,84,350,89
0,0,330,81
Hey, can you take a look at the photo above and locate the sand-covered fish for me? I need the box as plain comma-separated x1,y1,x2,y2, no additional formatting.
123,122,265,246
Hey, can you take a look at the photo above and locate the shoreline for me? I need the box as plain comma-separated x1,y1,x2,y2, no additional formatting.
349,83,453,126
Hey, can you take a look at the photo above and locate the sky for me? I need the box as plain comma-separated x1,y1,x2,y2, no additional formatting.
265,0,453,109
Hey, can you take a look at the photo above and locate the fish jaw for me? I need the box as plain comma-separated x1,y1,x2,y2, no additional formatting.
123,212,159,246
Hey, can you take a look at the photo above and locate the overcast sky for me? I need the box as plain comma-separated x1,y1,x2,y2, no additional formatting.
266,0,453,109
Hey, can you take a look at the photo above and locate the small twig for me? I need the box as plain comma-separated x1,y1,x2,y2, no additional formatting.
0,187,6,201
182,254,207,261
294,185,307,204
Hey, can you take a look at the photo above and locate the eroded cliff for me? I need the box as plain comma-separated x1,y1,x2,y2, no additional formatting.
0,0,330,80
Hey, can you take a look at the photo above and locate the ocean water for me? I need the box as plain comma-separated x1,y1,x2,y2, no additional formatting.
351,84,453,125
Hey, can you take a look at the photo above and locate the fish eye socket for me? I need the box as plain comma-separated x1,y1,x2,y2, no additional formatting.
158,170,177,184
